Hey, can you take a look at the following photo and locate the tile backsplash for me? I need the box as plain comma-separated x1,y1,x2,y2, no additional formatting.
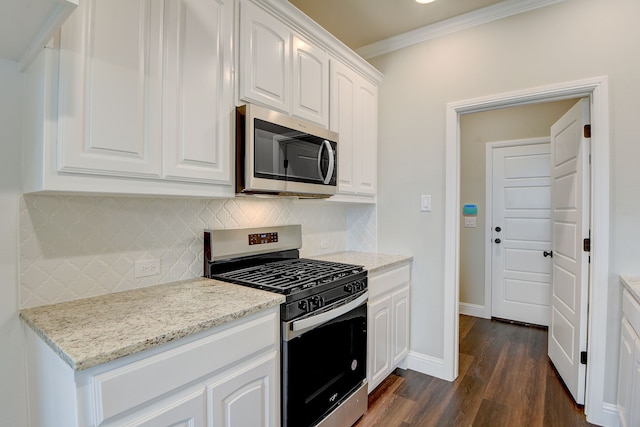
20,195,376,309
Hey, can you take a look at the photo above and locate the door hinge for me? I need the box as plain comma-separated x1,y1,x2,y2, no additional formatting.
580,351,587,365
584,124,591,138
584,230,591,252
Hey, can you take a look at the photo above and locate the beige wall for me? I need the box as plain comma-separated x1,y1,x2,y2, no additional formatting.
459,100,577,306
371,0,640,403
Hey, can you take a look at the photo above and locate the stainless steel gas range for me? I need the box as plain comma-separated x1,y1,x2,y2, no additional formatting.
204,225,368,427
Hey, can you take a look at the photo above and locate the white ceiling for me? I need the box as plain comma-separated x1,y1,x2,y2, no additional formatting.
288,0,507,50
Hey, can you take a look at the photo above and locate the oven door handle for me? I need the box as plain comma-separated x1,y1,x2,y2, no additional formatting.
285,292,368,340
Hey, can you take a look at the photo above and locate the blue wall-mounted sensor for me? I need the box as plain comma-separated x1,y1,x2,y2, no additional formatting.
463,204,478,216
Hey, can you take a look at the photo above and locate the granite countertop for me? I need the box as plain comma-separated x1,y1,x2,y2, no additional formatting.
621,276,640,304
20,278,285,371
311,251,413,274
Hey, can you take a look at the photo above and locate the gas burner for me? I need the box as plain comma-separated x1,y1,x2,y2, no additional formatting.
210,258,364,295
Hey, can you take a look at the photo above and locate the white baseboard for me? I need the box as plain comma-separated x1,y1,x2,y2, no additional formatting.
459,302,489,319
405,351,449,381
590,401,619,427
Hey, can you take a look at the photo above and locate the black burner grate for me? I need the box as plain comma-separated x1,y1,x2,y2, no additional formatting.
211,258,363,294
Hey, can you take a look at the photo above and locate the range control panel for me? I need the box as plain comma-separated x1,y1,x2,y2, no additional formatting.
248,232,279,246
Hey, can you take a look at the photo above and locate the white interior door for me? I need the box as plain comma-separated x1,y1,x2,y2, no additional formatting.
491,142,551,326
547,98,590,405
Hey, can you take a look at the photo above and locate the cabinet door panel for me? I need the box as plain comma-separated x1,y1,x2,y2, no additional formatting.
329,60,356,194
356,80,377,195
292,35,328,127
392,286,410,366
128,388,206,427
240,3,290,112
58,0,163,177
330,59,377,198
368,295,391,392
163,0,233,184
209,351,278,427
632,337,640,427
618,319,635,427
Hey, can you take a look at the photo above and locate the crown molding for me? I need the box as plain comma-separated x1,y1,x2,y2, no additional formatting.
356,0,565,59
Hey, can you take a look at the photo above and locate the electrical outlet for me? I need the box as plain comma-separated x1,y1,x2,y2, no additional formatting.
134,259,161,278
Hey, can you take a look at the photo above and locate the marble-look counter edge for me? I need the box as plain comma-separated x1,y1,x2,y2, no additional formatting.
311,251,413,274
621,275,640,304
19,278,285,371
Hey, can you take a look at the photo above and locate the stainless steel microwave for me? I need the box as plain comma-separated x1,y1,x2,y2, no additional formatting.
236,104,338,197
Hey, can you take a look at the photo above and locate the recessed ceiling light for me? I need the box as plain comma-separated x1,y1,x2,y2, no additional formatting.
416,0,436,3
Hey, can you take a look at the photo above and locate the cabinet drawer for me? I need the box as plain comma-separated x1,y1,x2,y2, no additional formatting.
368,264,410,300
91,312,278,424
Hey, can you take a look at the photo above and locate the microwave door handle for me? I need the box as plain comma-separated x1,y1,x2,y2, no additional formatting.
317,140,335,185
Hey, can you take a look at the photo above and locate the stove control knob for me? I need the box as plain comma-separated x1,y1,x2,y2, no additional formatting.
344,284,353,293
309,296,323,309
299,300,308,311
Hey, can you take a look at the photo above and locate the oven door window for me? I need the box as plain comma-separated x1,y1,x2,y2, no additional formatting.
282,303,366,427
254,118,337,186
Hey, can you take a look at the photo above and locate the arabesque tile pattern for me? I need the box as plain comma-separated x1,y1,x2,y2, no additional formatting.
20,195,376,308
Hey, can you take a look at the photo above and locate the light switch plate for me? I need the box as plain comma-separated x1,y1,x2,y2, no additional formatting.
464,217,476,228
420,195,431,212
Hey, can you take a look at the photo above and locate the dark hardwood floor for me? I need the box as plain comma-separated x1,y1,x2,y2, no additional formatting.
355,315,594,427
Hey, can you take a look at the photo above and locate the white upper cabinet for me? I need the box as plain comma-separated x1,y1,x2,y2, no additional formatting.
240,2,291,114
239,0,329,128
163,0,233,184
22,0,381,199
291,34,328,126
23,0,234,197
330,59,378,200
57,0,164,178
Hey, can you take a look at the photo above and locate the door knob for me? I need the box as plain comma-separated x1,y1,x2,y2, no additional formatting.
494,238,501,244
543,250,553,258
495,226,501,232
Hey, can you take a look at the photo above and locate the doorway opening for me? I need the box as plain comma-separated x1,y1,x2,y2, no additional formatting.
458,99,578,324
442,77,610,424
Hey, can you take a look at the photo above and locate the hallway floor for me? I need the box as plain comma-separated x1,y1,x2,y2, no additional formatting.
355,315,594,426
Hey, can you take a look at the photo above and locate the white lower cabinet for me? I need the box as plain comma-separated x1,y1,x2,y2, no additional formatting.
208,352,276,427
367,263,411,393
618,288,640,427
128,389,207,427
25,309,280,427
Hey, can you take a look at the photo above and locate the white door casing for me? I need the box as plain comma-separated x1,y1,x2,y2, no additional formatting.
444,76,609,425
547,98,590,405
489,141,551,326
